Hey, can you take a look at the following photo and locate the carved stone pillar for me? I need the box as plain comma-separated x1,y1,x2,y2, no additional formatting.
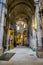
32,15,37,50
35,0,42,49
0,0,6,52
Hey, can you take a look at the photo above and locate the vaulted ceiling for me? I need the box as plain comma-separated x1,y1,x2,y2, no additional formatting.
7,0,35,24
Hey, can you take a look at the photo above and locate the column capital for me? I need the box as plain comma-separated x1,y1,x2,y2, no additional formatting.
34,0,39,5
34,0,39,2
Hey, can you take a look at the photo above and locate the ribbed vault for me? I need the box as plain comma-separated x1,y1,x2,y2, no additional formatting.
7,0,35,24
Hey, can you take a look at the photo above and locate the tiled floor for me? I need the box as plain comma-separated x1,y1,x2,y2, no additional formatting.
0,46,43,65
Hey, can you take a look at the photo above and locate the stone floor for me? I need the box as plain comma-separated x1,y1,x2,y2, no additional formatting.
0,46,43,65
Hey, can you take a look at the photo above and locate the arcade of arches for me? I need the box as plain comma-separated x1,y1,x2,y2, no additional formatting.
0,0,43,58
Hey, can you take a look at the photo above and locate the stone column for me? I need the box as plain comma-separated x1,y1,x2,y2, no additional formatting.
6,24,10,51
35,0,42,49
32,15,37,50
0,0,6,53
